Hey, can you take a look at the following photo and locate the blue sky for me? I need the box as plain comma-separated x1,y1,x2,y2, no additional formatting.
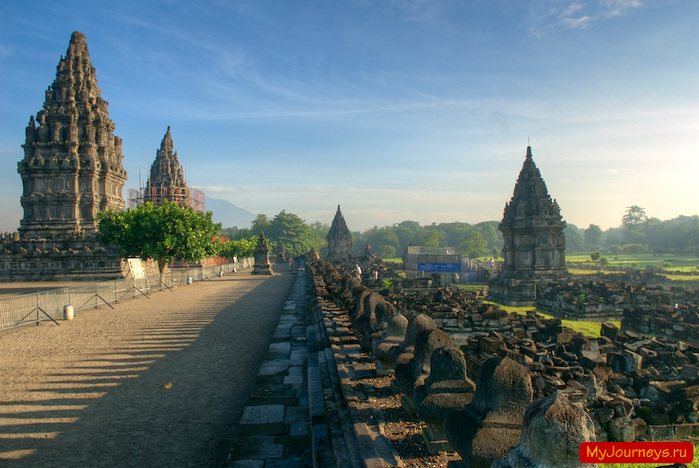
1,0,697,232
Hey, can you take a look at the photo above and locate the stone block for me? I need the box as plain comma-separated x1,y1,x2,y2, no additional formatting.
609,417,635,442
647,424,675,441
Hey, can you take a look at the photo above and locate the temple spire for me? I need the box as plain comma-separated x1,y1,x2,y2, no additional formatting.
327,205,353,260
18,31,127,240
144,127,190,208
488,145,568,306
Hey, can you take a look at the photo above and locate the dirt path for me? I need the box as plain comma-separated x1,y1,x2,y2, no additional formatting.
0,266,295,467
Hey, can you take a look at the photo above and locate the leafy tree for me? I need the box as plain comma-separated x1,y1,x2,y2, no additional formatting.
251,214,271,235
458,231,488,258
564,224,583,253
308,221,330,257
622,205,648,227
475,222,502,254
97,201,222,284
266,210,319,257
220,226,252,241
219,236,257,258
590,251,602,263
377,245,397,259
583,224,604,249
420,229,445,249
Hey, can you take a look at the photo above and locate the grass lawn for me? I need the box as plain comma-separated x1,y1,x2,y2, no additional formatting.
485,301,619,338
568,252,699,288
567,253,699,272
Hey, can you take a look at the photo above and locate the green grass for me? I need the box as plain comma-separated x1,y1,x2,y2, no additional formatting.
567,253,699,288
601,446,699,468
567,253,699,272
485,301,620,338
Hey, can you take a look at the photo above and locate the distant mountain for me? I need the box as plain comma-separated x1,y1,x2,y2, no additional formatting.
206,198,256,229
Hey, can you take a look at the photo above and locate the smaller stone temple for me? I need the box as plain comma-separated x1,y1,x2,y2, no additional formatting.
488,146,568,305
143,127,191,208
252,232,273,275
326,205,353,261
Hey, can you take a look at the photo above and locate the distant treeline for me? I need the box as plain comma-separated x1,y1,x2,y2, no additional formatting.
566,213,699,255
221,207,698,260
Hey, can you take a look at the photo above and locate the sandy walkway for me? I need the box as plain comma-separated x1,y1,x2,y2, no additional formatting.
0,265,295,467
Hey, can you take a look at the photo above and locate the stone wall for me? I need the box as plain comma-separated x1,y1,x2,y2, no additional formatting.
0,231,122,281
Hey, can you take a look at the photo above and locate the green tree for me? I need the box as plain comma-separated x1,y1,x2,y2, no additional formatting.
564,224,583,253
266,210,319,257
377,245,397,259
308,221,330,257
458,231,488,258
420,229,445,250
622,205,648,227
97,201,223,284
251,214,271,235
583,224,604,250
220,226,252,241
220,236,257,258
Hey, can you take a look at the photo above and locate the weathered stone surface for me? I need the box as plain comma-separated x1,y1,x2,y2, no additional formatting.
372,313,409,375
491,392,597,468
444,357,533,468
395,328,453,413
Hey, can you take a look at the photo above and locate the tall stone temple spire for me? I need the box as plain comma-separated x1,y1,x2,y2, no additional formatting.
18,31,127,240
488,146,568,305
144,126,190,208
326,205,353,260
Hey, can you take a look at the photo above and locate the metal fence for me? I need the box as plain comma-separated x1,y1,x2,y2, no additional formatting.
0,258,254,332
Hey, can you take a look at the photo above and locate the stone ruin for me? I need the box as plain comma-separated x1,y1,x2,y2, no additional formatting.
326,205,353,261
251,232,273,275
309,259,699,467
488,146,568,306
1,31,127,281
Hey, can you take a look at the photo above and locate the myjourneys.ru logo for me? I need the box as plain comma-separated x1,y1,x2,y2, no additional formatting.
580,442,693,464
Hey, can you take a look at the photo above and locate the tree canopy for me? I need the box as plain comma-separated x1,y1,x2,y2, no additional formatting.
97,201,223,281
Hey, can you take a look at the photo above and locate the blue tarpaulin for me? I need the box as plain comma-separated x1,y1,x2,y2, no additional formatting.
417,263,460,272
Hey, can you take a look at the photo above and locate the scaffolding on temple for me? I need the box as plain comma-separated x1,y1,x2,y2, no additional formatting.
127,186,205,212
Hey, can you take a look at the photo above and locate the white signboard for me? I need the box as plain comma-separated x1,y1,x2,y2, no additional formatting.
127,258,147,280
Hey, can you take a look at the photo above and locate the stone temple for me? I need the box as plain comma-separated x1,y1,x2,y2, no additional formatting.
326,205,353,261
1,31,126,280
488,146,568,305
18,31,127,241
144,126,191,208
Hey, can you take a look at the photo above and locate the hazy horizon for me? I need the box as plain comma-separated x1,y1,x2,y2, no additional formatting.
1,1,697,233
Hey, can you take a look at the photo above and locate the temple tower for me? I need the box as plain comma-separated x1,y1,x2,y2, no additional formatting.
488,146,568,305
143,126,191,208
326,205,353,260
18,31,127,240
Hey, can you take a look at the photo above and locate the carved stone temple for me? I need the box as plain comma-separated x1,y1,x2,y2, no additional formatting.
18,31,127,240
144,127,191,208
1,31,127,280
326,205,353,261
487,146,568,305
